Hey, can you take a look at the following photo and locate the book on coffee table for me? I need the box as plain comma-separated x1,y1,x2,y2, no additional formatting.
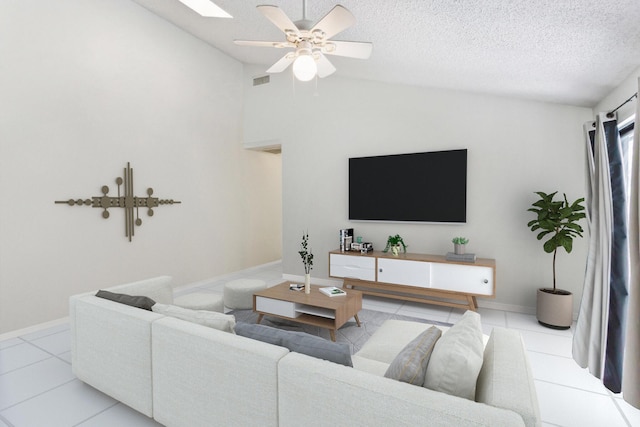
320,286,347,297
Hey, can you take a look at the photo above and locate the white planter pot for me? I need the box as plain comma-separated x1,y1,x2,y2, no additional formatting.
536,288,573,329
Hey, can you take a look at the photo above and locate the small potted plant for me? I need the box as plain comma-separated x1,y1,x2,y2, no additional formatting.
298,232,313,294
452,237,469,255
383,234,407,256
527,191,585,329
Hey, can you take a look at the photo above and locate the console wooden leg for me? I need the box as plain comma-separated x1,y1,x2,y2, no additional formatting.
329,330,336,342
354,313,361,327
257,313,264,324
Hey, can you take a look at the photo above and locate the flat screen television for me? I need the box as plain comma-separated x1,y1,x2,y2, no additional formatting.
349,149,467,223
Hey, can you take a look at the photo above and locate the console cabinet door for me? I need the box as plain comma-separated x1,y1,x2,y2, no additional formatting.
329,254,376,281
377,258,431,288
430,263,494,295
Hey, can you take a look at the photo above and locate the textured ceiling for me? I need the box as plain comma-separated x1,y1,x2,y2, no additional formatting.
131,0,640,107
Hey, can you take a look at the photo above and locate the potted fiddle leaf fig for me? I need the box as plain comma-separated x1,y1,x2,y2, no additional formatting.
383,234,407,256
527,191,585,329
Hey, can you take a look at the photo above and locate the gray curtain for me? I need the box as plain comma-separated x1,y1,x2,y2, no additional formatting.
623,78,640,408
573,113,615,384
573,80,639,409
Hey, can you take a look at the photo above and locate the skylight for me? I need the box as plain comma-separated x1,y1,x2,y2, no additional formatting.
177,0,231,18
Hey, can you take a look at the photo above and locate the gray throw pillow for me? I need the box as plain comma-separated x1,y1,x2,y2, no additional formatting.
235,322,353,367
281,332,353,367
235,322,288,346
95,290,156,311
384,326,442,385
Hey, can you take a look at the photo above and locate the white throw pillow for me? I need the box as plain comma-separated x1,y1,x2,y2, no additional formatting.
423,310,483,400
152,303,236,333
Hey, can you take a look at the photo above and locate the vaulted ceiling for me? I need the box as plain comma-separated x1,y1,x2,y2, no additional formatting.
132,0,640,107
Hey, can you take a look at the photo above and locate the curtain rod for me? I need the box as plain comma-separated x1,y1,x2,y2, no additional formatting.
607,92,638,118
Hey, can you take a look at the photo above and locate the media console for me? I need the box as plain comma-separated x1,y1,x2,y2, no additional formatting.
329,250,496,311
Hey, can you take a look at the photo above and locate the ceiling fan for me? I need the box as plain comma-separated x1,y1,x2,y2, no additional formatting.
234,1,373,81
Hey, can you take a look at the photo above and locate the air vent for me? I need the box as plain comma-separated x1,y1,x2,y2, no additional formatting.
253,75,270,86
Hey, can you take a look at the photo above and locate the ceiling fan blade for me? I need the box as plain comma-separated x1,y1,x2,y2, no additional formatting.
234,40,294,48
316,54,336,78
311,5,356,39
257,5,300,35
266,53,295,73
323,40,373,59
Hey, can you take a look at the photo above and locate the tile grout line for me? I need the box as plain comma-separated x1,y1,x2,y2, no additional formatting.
23,339,72,365
0,340,72,377
19,326,70,343
71,401,120,427
0,377,77,413
608,390,633,427
0,412,16,427
525,348,574,360
0,337,28,352
534,378,613,397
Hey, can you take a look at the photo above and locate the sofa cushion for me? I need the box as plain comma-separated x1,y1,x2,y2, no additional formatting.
384,326,442,385
95,290,156,311
152,304,236,333
235,323,352,367
423,310,484,400
354,319,449,365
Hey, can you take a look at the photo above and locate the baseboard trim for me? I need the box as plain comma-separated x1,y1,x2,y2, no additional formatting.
476,300,536,315
0,316,70,341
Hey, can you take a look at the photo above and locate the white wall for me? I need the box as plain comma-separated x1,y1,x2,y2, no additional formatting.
0,0,281,333
594,65,640,121
244,65,593,313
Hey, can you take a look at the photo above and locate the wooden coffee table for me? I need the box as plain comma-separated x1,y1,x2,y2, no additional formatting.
253,281,362,341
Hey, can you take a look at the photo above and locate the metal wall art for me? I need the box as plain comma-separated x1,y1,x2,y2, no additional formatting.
55,162,181,242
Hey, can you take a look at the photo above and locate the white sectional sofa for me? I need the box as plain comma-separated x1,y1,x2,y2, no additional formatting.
70,276,541,427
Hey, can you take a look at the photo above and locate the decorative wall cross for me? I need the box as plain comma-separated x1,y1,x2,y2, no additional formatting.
55,162,181,242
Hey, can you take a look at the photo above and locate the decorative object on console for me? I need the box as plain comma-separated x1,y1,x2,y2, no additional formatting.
298,231,314,294
445,252,477,263
339,228,354,251
319,286,347,297
55,162,181,242
527,191,586,329
350,241,373,253
452,237,469,255
383,234,407,256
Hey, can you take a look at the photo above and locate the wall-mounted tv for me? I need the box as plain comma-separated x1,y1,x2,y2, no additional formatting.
349,149,467,223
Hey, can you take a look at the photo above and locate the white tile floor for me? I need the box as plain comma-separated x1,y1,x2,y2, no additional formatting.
1,262,638,427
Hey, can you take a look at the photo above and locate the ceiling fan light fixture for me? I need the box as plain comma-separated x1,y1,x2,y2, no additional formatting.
177,0,232,18
292,52,317,82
